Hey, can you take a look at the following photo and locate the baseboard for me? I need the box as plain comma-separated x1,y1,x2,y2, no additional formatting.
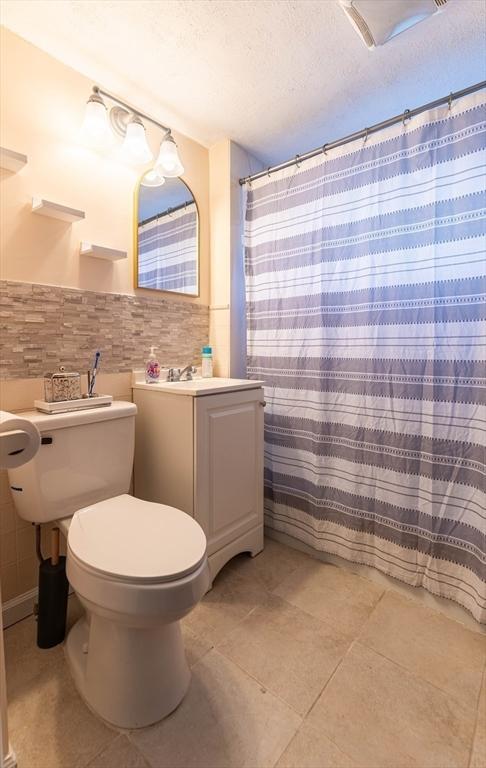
2,747,17,768
2,588,37,629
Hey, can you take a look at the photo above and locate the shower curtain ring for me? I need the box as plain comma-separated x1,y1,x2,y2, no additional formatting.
267,167,271,177
322,144,328,155
295,154,301,168
363,127,369,144
448,92,453,111
402,108,411,126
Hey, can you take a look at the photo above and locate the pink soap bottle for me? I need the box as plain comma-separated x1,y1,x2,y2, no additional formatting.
145,346,160,384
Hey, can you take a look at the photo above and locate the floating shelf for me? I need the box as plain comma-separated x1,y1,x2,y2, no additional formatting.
80,242,127,261
1,146,27,173
32,197,85,223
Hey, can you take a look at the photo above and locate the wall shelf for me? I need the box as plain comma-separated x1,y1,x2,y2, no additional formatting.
1,146,27,173
32,197,85,222
80,242,127,261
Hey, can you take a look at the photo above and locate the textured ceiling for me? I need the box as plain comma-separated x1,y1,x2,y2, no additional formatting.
2,0,485,164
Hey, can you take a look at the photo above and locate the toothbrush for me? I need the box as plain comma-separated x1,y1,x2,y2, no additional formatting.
88,351,101,397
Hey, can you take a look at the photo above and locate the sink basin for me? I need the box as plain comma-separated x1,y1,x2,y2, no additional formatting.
131,377,264,397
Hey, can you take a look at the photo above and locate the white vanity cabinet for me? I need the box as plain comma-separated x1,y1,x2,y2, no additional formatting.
132,378,264,581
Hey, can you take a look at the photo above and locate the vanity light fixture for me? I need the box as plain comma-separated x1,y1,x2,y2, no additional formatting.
81,91,112,148
121,115,153,164
141,169,166,187
155,135,185,178
81,85,184,177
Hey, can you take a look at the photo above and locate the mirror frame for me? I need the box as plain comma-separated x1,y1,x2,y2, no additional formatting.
133,174,200,298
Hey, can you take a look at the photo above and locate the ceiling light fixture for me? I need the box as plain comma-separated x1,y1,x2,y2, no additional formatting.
339,0,448,49
80,86,184,177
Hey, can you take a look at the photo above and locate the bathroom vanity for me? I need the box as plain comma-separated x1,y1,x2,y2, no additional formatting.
132,377,265,582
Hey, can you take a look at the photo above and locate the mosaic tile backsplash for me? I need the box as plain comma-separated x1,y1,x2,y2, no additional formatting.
0,280,209,379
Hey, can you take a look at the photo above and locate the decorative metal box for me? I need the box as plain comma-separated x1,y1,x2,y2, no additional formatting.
44,367,81,402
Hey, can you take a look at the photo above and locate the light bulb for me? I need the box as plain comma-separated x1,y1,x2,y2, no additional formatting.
155,135,184,177
141,169,166,187
81,92,112,148
121,116,153,164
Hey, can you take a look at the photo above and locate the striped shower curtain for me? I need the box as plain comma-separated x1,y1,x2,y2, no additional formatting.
245,91,486,623
138,202,198,293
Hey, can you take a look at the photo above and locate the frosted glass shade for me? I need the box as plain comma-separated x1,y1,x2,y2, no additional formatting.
141,169,166,187
155,136,184,177
81,97,111,148
121,117,153,164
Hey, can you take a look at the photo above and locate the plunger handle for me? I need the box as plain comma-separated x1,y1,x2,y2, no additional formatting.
51,527,60,566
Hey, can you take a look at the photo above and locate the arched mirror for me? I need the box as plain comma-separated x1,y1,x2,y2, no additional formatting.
135,174,199,296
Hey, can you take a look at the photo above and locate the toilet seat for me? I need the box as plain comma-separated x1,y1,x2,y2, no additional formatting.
67,494,207,584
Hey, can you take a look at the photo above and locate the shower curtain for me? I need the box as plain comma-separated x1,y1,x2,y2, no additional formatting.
138,202,198,293
245,91,486,623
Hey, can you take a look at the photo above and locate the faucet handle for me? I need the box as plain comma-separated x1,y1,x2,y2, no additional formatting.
167,367,181,382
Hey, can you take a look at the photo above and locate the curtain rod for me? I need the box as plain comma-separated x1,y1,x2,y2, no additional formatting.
239,80,486,186
139,199,195,226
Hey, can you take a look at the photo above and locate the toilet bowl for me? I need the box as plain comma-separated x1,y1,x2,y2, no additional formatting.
62,494,209,728
6,402,209,728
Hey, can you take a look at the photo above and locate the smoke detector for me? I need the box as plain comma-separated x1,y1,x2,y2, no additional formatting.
339,0,449,49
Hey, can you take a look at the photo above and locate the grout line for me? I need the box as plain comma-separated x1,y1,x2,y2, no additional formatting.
212,603,261,649
303,640,352,721
182,623,214,667
354,638,482,715
212,572,362,723
353,586,389,641
215,629,349,722
299,651,349,719
205,650,306,768
211,645,304,720
82,733,124,768
125,731,155,768
467,658,486,768
126,647,302,768
277,715,359,768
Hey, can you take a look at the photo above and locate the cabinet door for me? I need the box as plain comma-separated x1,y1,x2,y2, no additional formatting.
194,389,264,556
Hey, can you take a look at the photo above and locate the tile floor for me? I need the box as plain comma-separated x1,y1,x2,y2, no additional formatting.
4,539,486,768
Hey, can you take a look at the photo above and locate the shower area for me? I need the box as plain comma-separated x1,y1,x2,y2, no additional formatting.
243,88,486,624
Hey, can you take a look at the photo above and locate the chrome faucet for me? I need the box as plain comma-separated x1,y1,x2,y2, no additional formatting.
167,365,197,382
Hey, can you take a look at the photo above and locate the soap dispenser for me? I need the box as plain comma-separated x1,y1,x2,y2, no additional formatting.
145,346,161,384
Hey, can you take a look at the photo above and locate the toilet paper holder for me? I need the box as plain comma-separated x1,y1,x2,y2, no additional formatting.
0,411,41,470
0,428,31,459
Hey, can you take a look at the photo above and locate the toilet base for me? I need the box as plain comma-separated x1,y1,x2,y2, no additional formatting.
65,610,191,729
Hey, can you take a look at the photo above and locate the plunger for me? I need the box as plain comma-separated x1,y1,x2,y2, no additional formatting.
37,526,69,649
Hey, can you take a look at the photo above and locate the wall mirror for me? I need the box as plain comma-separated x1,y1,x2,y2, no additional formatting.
135,174,199,296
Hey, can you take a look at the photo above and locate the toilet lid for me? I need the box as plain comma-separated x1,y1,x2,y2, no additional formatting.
67,494,207,583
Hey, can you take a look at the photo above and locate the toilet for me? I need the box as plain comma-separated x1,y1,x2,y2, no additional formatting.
7,401,209,729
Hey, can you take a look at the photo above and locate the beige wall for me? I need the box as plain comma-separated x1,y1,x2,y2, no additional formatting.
208,140,231,376
0,27,212,607
208,139,263,377
0,26,210,306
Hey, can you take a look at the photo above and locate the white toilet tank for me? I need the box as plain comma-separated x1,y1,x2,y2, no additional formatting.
8,402,137,524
